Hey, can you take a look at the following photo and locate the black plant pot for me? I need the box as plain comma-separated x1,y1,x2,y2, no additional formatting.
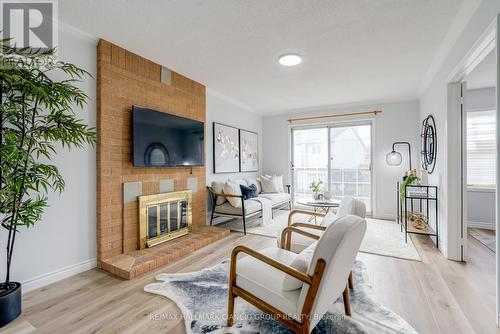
0,282,21,327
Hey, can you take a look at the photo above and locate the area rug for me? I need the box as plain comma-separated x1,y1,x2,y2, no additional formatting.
144,260,417,333
218,211,422,261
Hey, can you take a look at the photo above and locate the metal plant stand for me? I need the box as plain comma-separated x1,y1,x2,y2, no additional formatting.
397,184,439,248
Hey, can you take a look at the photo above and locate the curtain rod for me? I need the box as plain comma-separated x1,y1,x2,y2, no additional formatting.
287,110,382,123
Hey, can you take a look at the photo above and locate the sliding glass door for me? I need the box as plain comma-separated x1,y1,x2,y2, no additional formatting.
291,123,372,212
291,127,329,204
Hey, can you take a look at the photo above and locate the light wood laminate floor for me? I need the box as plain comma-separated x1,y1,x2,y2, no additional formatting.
1,232,498,334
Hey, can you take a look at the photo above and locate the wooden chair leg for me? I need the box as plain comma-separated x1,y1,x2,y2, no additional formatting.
227,272,236,326
343,285,352,316
348,271,354,289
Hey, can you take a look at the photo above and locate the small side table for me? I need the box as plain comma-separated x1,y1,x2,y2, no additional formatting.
397,183,439,248
297,199,340,224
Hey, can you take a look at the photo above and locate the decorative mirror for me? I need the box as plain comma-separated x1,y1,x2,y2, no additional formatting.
421,115,437,174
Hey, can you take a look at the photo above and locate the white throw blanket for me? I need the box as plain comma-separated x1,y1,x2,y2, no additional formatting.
249,197,273,226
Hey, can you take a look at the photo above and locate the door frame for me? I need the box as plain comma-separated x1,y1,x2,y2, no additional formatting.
447,17,496,261
289,118,375,214
447,16,498,324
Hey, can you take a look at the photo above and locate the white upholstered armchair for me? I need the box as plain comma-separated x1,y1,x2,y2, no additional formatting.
277,196,367,253
227,214,367,333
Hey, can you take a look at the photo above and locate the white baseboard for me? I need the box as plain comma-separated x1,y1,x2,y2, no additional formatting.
467,221,495,230
22,258,96,294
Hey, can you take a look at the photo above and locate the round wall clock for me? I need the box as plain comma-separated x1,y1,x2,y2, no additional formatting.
421,115,437,174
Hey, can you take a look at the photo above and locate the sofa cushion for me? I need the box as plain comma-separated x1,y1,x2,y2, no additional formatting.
229,178,248,186
273,175,285,193
223,181,242,207
245,177,262,194
210,181,226,205
236,247,301,320
283,241,317,291
258,192,290,206
240,184,258,200
260,175,280,193
214,199,262,215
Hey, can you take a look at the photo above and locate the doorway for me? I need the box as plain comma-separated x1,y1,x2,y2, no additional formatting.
290,122,372,212
447,17,498,325
464,50,497,253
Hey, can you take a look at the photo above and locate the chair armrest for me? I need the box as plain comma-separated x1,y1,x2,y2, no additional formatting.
230,245,312,284
290,222,327,231
287,209,326,226
280,226,320,252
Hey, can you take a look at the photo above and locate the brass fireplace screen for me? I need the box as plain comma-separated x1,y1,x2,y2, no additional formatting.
138,190,192,249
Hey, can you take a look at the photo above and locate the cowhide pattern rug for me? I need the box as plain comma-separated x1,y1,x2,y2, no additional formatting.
144,260,417,334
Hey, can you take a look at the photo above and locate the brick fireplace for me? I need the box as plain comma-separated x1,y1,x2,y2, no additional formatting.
96,40,229,279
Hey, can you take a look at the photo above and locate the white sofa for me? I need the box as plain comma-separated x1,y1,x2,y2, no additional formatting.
207,178,291,234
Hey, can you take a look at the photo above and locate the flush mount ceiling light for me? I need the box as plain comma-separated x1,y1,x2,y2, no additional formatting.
278,54,302,66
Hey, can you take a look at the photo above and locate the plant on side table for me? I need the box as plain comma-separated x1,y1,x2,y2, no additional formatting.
309,180,323,200
0,41,96,327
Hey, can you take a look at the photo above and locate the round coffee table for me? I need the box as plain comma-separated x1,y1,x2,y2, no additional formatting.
297,199,340,224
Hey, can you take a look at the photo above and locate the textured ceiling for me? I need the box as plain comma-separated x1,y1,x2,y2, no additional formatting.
60,0,464,113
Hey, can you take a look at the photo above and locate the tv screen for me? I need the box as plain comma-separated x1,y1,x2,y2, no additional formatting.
132,106,204,167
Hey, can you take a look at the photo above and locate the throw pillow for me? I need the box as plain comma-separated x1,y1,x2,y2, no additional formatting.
223,181,242,208
210,181,227,205
273,175,285,193
245,177,262,194
240,184,258,200
282,242,317,291
260,175,280,193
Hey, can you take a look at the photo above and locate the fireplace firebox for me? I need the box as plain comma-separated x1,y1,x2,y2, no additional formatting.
138,190,192,249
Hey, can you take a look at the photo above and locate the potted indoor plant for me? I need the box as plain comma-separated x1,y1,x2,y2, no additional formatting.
0,41,96,327
309,180,323,200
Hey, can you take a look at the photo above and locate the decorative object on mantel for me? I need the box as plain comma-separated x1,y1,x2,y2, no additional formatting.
213,122,240,173
0,43,96,327
144,260,418,334
239,129,259,172
421,115,437,174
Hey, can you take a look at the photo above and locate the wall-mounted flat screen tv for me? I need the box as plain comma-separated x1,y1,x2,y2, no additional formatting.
132,106,204,167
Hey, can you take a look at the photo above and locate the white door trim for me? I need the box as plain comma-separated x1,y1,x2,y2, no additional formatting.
447,15,498,326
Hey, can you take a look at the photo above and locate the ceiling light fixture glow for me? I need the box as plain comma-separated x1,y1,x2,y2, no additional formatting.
278,54,302,66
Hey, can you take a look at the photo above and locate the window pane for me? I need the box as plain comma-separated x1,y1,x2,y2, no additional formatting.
467,110,496,187
292,128,328,203
330,124,371,212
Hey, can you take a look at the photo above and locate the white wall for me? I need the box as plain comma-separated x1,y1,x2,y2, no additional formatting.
205,91,263,184
419,0,500,258
0,26,98,292
466,87,496,229
262,100,420,219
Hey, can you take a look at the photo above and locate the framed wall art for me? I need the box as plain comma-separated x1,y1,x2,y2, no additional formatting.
213,123,240,173
239,129,259,172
